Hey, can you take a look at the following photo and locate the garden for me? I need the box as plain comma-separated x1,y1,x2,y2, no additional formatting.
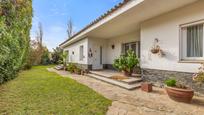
0,1,111,114
0,66,111,114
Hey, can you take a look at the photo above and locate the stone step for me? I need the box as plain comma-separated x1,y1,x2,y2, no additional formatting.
89,71,142,85
89,71,114,78
121,78,142,84
86,73,141,90
90,71,141,78
132,73,142,77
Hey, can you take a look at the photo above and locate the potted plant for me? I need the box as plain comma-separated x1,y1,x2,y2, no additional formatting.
165,79,194,103
193,63,204,85
113,50,139,76
141,82,153,92
151,45,160,54
150,38,165,57
113,55,128,75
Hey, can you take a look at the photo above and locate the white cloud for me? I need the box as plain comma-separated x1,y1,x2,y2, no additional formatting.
42,25,67,51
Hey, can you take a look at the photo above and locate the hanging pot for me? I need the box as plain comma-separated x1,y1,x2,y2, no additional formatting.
151,48,160,54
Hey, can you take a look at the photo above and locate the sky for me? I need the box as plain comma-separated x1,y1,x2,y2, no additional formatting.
30,0,122,51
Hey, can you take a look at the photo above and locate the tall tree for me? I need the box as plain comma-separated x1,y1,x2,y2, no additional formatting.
29,22,45,65
36,22,43,46
67,18,74,39
0,0,33,84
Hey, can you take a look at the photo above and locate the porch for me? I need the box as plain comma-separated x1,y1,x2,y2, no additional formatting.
87,69,142,90
88,31,141,70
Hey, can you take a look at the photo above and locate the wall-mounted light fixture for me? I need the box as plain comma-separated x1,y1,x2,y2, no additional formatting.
88,48,93,58
111,44,115,49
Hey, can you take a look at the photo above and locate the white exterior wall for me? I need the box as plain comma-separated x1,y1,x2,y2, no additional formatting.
64,38,88,64
86,31,140,67
88,38,107,69
106,31,140,64
141,0,204,73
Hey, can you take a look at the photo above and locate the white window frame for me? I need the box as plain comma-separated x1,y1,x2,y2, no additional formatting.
121,41,140,58
180,20,204,61
79,45,84,61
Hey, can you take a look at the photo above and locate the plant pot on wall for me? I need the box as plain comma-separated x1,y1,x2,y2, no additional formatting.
151,48,160,54
150,38,165,56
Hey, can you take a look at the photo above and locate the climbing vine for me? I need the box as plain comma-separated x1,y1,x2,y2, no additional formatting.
0,0,33,84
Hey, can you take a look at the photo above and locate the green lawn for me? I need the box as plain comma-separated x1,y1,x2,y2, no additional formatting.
0,66,111,115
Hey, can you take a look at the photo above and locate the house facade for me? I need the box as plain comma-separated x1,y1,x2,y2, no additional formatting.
60,0,204,93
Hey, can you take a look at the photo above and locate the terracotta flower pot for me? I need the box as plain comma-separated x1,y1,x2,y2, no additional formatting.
141,82,152,92
122,70,132,77
165,86,194,103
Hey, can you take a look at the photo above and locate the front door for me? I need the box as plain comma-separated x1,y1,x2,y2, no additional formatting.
92,46,103,70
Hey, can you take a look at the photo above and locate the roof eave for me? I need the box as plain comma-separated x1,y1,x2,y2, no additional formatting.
59,0,136,47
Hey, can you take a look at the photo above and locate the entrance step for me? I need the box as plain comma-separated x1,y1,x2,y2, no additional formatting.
121,78,142,85
86,73,141,90
90,70,142,85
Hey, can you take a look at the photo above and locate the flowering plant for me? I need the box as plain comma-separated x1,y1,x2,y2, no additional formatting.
193,63,204,84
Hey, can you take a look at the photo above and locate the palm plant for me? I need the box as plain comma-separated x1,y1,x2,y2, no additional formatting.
61,51,68,70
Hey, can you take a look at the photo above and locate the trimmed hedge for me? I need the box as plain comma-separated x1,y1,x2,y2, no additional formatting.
0,0,33,84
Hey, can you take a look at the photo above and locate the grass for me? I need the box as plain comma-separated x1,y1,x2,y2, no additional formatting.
0,66,111,115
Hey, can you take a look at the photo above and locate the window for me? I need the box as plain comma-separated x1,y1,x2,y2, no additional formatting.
122,41,140,58
181,23,204,61
79,45,84,61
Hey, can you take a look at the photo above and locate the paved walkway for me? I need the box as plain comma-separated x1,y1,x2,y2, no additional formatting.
48,68,204,115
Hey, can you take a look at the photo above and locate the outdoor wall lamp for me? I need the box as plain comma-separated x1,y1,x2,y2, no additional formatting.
111,44,115,49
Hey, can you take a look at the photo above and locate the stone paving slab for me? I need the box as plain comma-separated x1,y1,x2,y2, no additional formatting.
47,68,204,115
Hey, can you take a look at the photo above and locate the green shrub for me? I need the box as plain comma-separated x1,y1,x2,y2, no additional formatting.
22,63,32,70
51,47,63,64
165,79,176,87
126,50,139,72
74,67,81,75
67,63,77,73
113,55,127,71
0,0,33,84
195,74,204,83
113,50,139,73
193,63,204,84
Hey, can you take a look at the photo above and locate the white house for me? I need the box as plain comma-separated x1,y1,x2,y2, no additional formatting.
60,0,204,92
